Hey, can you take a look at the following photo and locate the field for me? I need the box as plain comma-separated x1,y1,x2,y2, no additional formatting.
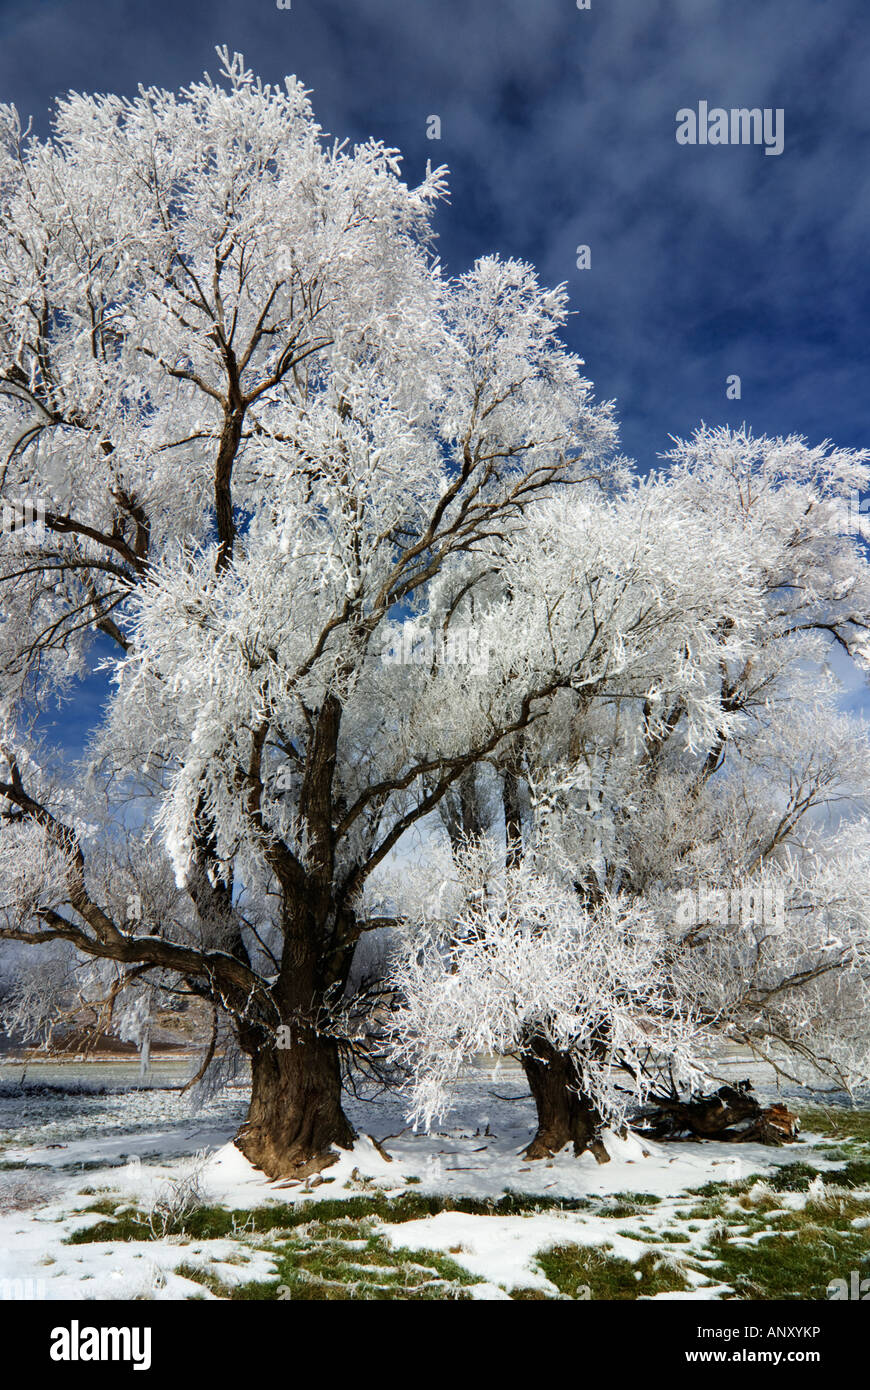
1,1056,868,1301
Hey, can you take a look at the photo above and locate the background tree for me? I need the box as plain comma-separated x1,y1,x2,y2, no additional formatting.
387,430,870,1156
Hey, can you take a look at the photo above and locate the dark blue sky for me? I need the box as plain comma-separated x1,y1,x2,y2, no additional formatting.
2,0,869,748
3,0,869,463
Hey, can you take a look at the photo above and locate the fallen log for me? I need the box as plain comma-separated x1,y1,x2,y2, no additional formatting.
640,1081,800,1146
738,1101,801,1144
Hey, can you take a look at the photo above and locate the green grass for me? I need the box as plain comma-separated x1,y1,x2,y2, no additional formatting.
65,1188,596,1246
678,1125,870,1300
707,1227,870,1300
600,1194,662,1220
174,1218,478,1301
688,1157,870,1202
799,1106,870,1147
764,1162,825,1193
536,1244,692,1300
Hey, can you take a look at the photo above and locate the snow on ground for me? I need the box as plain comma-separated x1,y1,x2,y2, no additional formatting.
380,1209,642,1294
0,1217,279,1302
0,1053,863,1299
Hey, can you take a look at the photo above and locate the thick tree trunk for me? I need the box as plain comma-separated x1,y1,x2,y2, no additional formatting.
520,1037,610,1162
232,825,360,1180
235,1031,357,1180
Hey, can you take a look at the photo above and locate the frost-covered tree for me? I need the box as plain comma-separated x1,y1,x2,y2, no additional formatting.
387,839,708,1158
388,430,870,1157
0,51,622,1176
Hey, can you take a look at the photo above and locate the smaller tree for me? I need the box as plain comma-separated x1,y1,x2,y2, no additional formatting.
386,428,870,1156
387,838,707,1158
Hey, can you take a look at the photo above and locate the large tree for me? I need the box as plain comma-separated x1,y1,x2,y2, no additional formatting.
0,51,621,1176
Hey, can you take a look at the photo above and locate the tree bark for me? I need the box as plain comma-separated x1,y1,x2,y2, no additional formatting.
520,1036,610,1162
235,1030,357,1180
502,750,524,870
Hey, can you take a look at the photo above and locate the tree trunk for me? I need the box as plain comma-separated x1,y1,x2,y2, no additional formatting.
520,1037,610,1162
235,1031,357,1180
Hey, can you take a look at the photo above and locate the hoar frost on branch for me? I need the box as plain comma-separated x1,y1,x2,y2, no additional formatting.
388,839,707,1137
